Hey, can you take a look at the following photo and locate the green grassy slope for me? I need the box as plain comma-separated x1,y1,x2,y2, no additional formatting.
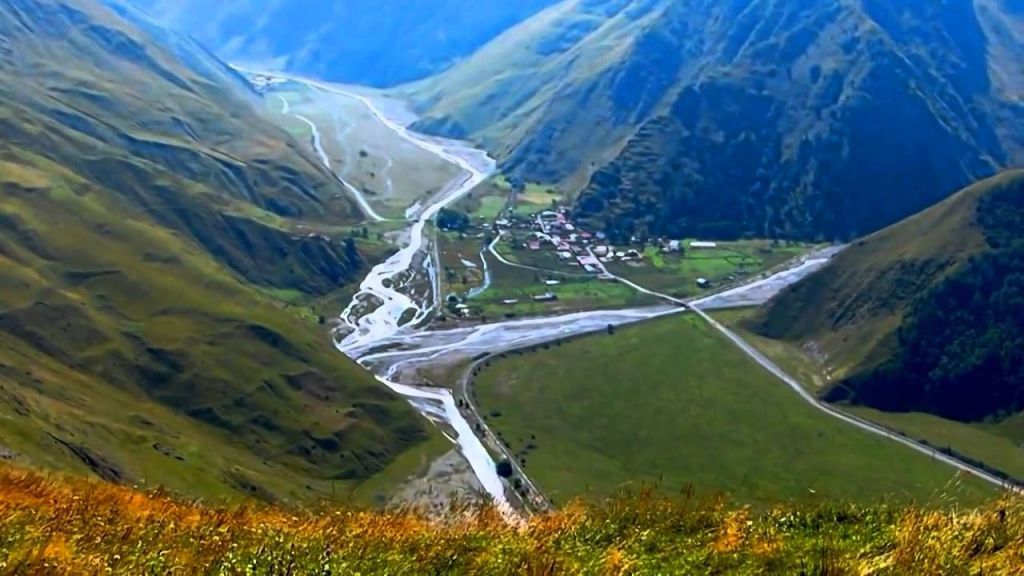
0,0,430,503
754,171,1024,381
473,314,992,505
749,171,1024,483
411,0,681,191
753,174,1018,379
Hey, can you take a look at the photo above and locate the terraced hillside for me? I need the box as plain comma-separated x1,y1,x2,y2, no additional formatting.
0,0,428,503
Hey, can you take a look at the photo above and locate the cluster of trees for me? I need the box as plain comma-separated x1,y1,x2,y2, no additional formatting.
438,208,471,232
828,181,1024,423
830,248,1024,421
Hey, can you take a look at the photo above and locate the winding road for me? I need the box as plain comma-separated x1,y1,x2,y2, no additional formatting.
590,252,1015,491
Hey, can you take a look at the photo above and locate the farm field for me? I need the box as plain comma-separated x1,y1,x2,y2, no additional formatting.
452,177,511,221
491,174,565,216
609,241,816,299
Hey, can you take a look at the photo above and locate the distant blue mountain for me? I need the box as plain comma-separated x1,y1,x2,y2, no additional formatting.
125,0,560,86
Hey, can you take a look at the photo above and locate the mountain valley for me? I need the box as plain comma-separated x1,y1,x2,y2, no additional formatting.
1,1,1024,572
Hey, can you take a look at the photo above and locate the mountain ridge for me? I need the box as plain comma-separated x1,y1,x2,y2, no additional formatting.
124,0,561,87
413,0,1024,242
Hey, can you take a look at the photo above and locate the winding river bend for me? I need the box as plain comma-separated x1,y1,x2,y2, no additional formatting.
264,74,515,509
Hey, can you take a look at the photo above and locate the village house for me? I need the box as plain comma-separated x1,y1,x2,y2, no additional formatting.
690,241,719,249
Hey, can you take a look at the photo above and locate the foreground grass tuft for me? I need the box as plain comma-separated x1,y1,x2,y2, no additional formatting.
1,465,1023,574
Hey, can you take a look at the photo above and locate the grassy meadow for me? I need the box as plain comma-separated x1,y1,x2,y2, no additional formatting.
472,314,995,506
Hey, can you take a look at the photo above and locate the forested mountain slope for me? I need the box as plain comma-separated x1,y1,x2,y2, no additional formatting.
0,0,427,502
754,170,1024,424
416,0,1024,242
125,0,560,86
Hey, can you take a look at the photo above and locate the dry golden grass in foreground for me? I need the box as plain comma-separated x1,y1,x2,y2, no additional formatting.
0,464,1022,575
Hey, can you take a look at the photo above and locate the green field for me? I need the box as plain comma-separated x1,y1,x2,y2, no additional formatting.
473,314,993,505
438,231,487,298
473,272,653,319
452,178,511,221
437,230,659,320
848,408,1024,482
464,248,657,319
491,174,564,216
609,241,814,299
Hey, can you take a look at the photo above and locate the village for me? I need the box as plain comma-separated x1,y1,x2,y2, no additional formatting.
438,196,758,321
494,207,721,289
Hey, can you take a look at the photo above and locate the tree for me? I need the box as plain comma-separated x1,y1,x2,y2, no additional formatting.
343,238,359,262
438,208,471,232
496,460,514,478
